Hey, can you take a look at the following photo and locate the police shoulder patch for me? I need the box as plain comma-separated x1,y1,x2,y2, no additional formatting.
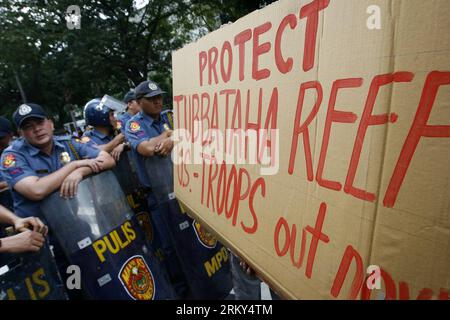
129,121,141,133
2,153,16,168
118,255,155,300
193,221,217,249
116,120,122,130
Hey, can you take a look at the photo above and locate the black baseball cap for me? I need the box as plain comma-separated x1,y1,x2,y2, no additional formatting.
13,103,47,128
134,80,166,100
0,116,13,137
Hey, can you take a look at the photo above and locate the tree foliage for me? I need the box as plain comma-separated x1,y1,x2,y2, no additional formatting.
0,0,275,126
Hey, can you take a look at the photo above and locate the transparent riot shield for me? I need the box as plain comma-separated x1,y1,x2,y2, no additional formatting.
112,151,165,261
144,155,232,299
0,242,67,300
40,170,175,300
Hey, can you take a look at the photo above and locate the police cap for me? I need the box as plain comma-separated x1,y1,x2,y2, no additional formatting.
134,80,166,100
13,103,47,128
123,90,136,104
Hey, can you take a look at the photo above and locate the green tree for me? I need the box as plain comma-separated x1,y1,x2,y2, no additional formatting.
0,0,275,127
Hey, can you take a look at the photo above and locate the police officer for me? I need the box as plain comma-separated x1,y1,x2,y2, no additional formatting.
125,80,235,299
122,81,173,197
117,90,140,131
124,80,190,297
1,103,115,209
0,103,115,297
83,98,127,161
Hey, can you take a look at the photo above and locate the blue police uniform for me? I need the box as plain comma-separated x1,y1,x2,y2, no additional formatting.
116,90,136,132
160,109,174,129
0,136,100,219
124,111,171,193
83,129,113,146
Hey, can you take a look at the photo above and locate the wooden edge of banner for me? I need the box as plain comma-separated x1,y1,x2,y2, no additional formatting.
177,197,296,300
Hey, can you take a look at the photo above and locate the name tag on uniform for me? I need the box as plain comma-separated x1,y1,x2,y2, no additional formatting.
35,169,49,174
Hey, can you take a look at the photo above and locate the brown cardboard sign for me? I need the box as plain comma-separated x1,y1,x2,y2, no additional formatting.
172,0,450,299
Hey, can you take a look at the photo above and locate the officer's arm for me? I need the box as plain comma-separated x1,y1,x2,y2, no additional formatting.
13,161,82,201
136,132,169,157
96,134,125,153
66,150,115,177
0,204,18,225
0,205,47,235
95,150,116,170
0,230,45,253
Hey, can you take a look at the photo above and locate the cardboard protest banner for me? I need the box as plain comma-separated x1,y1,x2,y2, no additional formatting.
172,0,450,299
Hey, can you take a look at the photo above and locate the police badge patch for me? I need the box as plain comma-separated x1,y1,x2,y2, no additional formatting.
129,121,141,133
118,255,155,300
60,152,71,165
193,221,217,249
148,83,158,91
2,154,16,168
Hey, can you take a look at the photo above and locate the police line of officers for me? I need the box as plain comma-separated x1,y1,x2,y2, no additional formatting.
0,79,276,300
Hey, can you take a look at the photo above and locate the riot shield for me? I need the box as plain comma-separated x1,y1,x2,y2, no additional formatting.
113,151,188,297
0,243,67,300
144,155,232,299
40,170,175,300
112,150,166,262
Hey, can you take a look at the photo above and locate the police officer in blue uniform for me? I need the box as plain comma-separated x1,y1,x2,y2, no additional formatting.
124,80,233,299
0,103,116,298
123,81,174,191
124,80,190,297
117,90,140,131
83,98,126,161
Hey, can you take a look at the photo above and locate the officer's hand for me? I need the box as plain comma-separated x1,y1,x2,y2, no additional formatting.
113,133,125,145
1,230,45,253
155,138,174,157
76,159,103,173
111,143,125,162
60,171,83,199
164,129,173,138
239,260,255,276
14,217,48,236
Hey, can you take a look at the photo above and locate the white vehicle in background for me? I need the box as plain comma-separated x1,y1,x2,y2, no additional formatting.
63,119,86,136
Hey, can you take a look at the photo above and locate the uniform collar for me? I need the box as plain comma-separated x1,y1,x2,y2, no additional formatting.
25,137,65,156
92,129,110,140
140,111,162,126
